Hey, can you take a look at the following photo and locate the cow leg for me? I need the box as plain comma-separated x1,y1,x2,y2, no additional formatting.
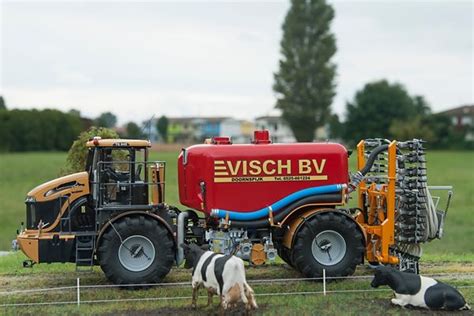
191,283,200,308
218,296,227,316
206,288,214,307
244,283,258,310
220,295,229,310
391,298,407,307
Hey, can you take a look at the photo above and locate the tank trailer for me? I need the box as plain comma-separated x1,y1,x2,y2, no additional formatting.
16,130,452,284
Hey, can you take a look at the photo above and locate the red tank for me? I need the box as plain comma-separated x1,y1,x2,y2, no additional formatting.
177,131,348,214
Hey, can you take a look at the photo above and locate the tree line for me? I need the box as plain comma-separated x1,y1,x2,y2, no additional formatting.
0,108,83,152
0,98,171,152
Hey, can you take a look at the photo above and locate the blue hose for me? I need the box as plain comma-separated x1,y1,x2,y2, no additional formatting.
211,184,344,221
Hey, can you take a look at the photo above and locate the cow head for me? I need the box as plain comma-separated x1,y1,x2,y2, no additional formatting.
371,265,391,288
180,243,205,269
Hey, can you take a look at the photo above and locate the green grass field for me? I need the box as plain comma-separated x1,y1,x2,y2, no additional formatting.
0,149,473,314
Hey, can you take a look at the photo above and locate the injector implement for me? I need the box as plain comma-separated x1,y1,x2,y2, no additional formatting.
16,130,452,284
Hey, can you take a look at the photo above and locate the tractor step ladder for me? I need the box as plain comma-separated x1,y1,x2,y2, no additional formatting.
75,233,96,272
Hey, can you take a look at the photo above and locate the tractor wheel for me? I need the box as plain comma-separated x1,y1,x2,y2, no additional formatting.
97,215,175,285
292,212,364,279
278,246,295,268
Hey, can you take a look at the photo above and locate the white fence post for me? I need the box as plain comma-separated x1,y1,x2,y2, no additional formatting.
323,269,326,296
77,278,80,307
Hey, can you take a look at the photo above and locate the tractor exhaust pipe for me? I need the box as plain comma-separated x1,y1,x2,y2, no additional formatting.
176,211,190,266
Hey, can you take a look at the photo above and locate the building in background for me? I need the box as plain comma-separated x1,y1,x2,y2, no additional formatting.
438,104,474,141
163,115,297,144
239,120,255,143
219,118,243,143
254,116,296,143
167,117,198,143
165,116,231,143
218,118,256,143
438,104,474,128
194,117,230,140
150,115,333,144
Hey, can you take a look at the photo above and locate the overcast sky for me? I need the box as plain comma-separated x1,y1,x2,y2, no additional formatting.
1,0,472,125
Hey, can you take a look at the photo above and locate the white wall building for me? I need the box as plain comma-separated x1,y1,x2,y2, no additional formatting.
219,118,244,143
254,116,296,143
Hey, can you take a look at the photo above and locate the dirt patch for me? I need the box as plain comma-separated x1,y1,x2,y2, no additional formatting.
103,304,266,316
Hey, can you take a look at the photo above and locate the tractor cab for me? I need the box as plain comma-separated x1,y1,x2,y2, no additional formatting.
17,137,167,268
85,137,165,209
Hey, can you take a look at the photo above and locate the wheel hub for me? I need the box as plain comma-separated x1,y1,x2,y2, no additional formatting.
311,230,346,266
318,239,332,251
129,244,145,258
118,235,156,272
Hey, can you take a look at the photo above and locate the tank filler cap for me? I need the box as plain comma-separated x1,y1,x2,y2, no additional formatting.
252,130,271,144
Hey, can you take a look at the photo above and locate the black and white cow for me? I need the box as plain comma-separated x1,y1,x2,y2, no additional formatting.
371,265,470,311
181,243,258,311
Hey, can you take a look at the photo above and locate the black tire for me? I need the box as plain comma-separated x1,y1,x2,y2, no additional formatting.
278,246,295,268
97,215,175,285
292,211,364,278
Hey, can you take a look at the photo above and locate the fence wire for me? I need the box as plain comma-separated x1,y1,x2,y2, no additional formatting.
1,273,473,309
1,272,472,296
2,286,474,308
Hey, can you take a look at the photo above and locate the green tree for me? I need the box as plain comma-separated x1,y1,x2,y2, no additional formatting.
68,109,81,117
413,95,431,116
343,80,424,145
125,122,144,139
156,115,169,143
95,112,117,128
62,127,119,174
425,114,472,149
0,109,82,152
0,110,12,151
0,96,6,110
273,0,337,142
328,113,343,140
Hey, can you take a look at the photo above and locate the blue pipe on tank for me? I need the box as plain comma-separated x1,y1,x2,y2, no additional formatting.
210,184,345,221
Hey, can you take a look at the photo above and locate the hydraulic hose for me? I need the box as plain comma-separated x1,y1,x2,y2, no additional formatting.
360,144,389,175
230,193,342,228
210,184,344,221
348,144,389,193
